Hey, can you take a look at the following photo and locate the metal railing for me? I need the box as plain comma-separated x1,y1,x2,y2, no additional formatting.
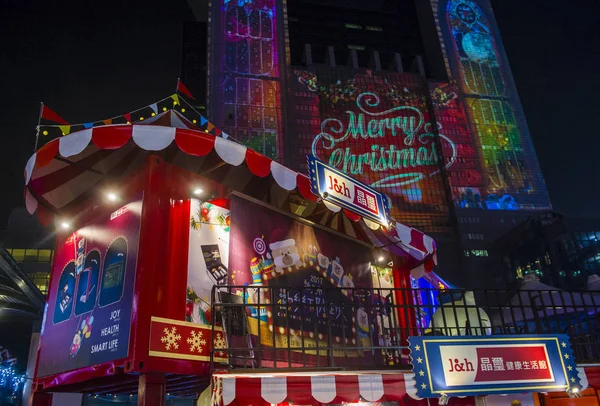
209,286,600,371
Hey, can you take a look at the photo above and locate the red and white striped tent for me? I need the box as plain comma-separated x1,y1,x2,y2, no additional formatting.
25,108,437,275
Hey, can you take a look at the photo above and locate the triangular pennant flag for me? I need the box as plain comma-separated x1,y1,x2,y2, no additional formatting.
150,103,158,114
206,122,215,132
83,122,93,129
102,118,112,125
177,80,196,100
170,94,180,105
200,116,208,126
124,112,131,123
41,105,69,125
222,132,229,140
214,128,222,136
58,125,71,135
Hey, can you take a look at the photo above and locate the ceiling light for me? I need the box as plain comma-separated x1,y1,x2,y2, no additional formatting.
193,188,203,196
60,222,71,230
107,192,118,202
378,256,385,263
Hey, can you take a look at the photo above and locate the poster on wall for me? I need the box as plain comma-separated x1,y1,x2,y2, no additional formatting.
228,195,375,349
37,197,143,377
186,198,231,325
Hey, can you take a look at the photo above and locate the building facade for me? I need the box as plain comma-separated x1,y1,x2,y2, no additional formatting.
201,0,552,288
0,208,55,295
495,214,600,290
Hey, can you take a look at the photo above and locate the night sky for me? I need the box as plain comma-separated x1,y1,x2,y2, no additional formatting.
1,0,599,228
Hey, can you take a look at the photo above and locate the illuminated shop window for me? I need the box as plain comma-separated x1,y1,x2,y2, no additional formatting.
344,23,362,29
365,26,383,32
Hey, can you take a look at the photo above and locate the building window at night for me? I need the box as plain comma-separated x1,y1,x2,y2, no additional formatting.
5,248,54,263
344,23,362,29
365,25,383,32
464,249,488,257
33,272,50,294
347,44,365,51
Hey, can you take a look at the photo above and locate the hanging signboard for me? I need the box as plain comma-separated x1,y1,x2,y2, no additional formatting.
307,155,392,228
408,335,581,398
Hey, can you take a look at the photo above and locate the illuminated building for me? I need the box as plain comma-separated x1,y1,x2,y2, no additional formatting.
202,0,552,287
0,208,55,295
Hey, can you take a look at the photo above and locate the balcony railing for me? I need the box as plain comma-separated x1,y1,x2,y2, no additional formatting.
210,286,600,372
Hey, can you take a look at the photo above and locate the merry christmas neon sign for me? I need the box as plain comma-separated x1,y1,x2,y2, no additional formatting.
312,92,456,189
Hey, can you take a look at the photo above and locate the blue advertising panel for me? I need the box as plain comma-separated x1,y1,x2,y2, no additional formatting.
408,335,581,398
307,154,392,227
36,197,142,377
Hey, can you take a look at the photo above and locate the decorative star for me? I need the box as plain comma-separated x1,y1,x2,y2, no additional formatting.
561,342,567,348
419,370,426,377
417,357,423,364
571,377,576,383
414,345,421,351
568,365,573,371
564,354,570,359
421,383,427,389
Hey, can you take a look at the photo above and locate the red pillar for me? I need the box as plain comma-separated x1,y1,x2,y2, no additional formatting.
392,258,417,351
138,373,166,406
30,392,52,406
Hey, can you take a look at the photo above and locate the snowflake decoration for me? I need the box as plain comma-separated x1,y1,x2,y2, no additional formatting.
213,332,227,357
161,327,181,351
187,330,207,353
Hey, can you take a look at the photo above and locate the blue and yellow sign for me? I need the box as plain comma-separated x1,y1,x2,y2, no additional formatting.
408,335,581,398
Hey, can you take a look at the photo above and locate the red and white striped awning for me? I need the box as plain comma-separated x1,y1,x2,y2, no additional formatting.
216,368,591,405
218,373,417,405
24,115,436,270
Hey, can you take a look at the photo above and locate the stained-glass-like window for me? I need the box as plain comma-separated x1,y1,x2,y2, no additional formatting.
211,0,283,160
437,0,551,210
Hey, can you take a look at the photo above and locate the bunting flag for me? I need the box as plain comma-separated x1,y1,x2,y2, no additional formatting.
176,79,196,100
58,125,71,135
40,105,69,125
34,85,237,150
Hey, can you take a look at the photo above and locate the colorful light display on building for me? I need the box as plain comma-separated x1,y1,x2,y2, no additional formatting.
209,0,283,159
433,0,551,210
287,68,465,234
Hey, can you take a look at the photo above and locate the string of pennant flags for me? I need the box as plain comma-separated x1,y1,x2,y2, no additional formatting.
35,80,232,150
